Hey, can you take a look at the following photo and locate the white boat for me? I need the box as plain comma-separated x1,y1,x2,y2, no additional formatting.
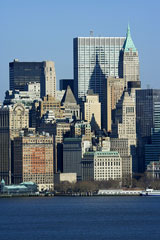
141,188,160,196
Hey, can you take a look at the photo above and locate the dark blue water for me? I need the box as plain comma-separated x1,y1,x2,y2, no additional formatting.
0,196,160,240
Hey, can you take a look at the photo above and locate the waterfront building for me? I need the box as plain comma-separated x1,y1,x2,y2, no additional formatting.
0,179,38,195
147,161,160,179
14,134,54,191
63,138,82,181
61,86,80,120
136,89,160,172
82,151,122,181
0,103,29,184
123,25,140,87
60,79,74,93
84,90,101,129
9,59,56,98
145,130,160,168
54,173,77,185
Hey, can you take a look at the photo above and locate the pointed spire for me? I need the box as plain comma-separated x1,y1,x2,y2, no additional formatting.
123,24,137,52
127,23,130,37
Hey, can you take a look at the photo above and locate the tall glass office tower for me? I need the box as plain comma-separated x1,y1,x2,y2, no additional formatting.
73,37,126,101
136,89,160,172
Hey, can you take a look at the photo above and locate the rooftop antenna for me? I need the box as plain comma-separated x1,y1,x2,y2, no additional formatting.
147,84,150,89
90,30,93,37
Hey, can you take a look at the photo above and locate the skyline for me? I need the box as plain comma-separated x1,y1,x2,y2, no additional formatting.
1,0,160,101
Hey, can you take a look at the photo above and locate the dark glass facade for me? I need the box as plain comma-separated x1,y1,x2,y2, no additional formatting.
9,60,44,91
59,79,74,93
136,89,160,172
63,138,82,181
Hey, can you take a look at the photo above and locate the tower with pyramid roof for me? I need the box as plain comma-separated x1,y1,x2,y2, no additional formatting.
123,24,140,87
61,85,80,120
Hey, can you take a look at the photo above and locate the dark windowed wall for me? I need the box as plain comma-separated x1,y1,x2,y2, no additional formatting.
63,138,82,181
9,60,44,91
136,89,160,172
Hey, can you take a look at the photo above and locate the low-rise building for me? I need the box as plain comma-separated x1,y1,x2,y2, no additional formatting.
82,151,122,181
147,161,160,179
54,173,77,184
0,179,38,195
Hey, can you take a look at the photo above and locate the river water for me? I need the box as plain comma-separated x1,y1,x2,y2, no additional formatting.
0,196,160,240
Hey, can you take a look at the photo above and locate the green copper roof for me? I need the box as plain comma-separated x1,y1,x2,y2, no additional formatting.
123,24,137,52
1,179,5,184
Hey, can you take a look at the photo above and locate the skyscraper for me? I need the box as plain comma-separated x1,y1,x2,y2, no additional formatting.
136,89,160,172
103,76,125,132
73,36,125,101
123,25,140,87
14,134,54,191
74,26,139,130
0,103,29,184
9,59,56,98
111,84,138,174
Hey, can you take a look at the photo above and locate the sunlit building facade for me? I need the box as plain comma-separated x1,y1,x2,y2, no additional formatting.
74,37,125,101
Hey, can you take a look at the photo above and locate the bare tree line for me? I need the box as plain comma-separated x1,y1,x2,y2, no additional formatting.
54,173,160,194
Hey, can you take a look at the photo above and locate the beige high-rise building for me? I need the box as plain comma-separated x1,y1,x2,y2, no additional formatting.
43,61,56,98
0,103,29,184
123,25,140,87
111,86,139,176
103,77,125,132
110,138,132,179
14,134,54,191
112,90,136,143
84,90,101,129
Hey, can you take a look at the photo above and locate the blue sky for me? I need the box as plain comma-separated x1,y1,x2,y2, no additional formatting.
0,0,160,101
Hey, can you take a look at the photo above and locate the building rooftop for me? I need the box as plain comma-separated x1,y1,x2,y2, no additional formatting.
61,86,77,104
123,24,137,52
84,151,120,156
64,137,82,142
